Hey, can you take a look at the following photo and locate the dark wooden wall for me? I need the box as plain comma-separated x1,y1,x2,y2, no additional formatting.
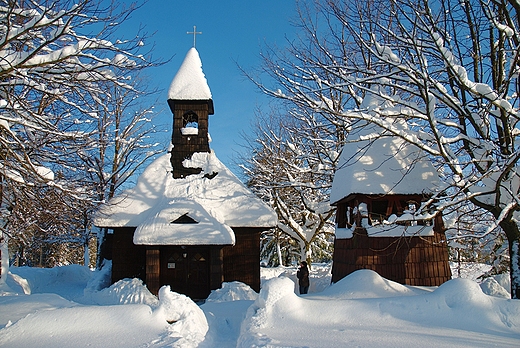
109,226,261,299
222,227,262,292
331,228,452,286
109,227,146,284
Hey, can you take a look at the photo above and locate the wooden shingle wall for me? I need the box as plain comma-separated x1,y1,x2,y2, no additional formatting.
223,227,262,292
110,227,146,284
146,248,160,294
209,247,224,291
169,100,211,179
331,229,452,286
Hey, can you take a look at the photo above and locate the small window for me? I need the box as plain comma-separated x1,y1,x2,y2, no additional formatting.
171,213,198,224
181,112,199,135
192,253,206,262
371,200,388,222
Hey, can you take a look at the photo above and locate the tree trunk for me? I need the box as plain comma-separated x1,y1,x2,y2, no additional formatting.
84,239,90,267
303,242,312,270
0,232,8,286
96,228,107,270
509,236,520,299
276,242,283,267
501,218,520,299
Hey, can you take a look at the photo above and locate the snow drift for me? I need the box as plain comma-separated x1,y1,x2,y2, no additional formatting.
0,264,519,347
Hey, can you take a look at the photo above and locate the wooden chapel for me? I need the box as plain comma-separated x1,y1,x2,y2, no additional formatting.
94,47,277,299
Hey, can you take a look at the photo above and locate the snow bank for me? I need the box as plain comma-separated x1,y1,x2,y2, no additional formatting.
480,277,511,299
237,277,303,347
1,264,519,347
6,264,91,300
84,260,112,292
200,282,257,347
85,278,159,307
153,285,209,347
239,269,520,348
321,269,429,299
255,276,296,309
206,281,258,303
1,267,212,348
0,301,167,348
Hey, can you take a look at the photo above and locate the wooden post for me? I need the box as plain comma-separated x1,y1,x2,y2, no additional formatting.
146,249,161,295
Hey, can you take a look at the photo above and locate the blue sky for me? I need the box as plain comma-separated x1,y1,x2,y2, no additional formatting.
120,1,298,174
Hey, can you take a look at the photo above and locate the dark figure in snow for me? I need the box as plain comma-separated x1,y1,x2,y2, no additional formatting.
297,261,310,294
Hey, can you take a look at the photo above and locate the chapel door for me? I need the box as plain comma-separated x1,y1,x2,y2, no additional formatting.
161,247,210,300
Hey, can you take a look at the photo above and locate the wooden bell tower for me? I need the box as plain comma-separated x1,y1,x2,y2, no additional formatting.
167,98,214,178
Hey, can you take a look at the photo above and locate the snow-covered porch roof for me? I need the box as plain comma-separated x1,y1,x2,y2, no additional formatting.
133,199,235,245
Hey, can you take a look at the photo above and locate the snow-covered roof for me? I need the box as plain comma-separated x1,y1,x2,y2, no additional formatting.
94,151,277,246
133,199,235,245
167,47,212,100
330,117,440,205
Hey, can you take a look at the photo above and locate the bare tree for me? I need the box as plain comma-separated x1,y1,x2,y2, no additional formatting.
241,109,340,266
0,0,158,282
6,184,94,268
79,79,165,269
251,0,520,298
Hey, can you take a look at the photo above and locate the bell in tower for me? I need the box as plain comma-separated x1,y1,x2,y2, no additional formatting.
167,47,214,179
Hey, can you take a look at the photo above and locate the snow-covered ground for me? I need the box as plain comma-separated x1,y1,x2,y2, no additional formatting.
0,263,519,347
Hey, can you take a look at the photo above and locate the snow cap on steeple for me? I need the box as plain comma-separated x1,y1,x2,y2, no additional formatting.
168,47,212,100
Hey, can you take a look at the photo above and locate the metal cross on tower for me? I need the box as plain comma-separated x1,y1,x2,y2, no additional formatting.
187,26,202,47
